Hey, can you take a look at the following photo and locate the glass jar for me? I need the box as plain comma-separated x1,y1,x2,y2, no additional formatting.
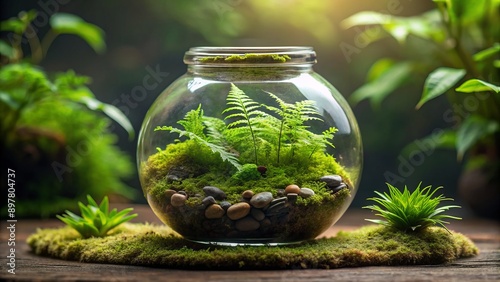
137,47,362,245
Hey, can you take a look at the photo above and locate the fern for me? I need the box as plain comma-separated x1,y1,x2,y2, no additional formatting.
154,106,241,171
153,86,338,172
308,127,339,159
203,116,227,145
223,83,264,165
264,92,324,163
177,104,205,137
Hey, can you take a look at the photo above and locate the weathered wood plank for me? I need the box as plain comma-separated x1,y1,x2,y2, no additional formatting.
1,207,498,281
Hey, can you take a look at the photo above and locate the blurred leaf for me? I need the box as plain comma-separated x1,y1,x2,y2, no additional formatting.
350,62,413,107
342,10,443,44
0,10,37,34
494,60,500,68
417,68,466,109
434,130,457,149
448,0,487,25
0,40,15,59
402,129,456,156
456,115,500,160
367,58,395,82
455,79,500,93
78,96,135,140
50,13,106,53
473,43,500,62
342,11,391,28
0,91,20,110
53,71,134,138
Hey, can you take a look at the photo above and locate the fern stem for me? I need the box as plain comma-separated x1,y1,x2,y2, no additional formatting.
276,120,284,165
234,94,259,164
246,112,259,165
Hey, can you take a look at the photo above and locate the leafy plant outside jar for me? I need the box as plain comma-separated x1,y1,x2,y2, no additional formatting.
343,0,500,219
0,11,135,217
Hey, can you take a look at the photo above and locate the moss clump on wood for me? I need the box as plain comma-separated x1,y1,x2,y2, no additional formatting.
27,223,478,270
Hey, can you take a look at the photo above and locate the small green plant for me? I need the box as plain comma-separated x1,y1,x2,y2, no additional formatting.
56,195,137,238
364,183,461,233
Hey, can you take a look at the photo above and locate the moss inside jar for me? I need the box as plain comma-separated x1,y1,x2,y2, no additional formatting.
137,47,362,245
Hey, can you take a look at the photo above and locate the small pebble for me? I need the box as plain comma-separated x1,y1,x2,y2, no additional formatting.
260,218,272,228
285,184,301,194
166,174,180,182
331,183,347,194
250,192,273,208
266,201,288,216
320,175,342,188
205,204,225,219
242,190,254,199
202,196,216,206
277,189,285,197
177,191,188,196
257,166,267,175
170,193,187,207
286,193,298,204
227,202,251,220
219,201,231,210
235,217,260,231
203,186,226,200
164,189,177,199
299,188,315,198
250,208,266,221
269,197,287,206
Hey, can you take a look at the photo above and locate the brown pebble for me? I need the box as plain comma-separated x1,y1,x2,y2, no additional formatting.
242,190,254,199
285,184,301,194
227,202,251,220
170,193,187,207
205,204,225,219
235,217,260,231
165,189,177,199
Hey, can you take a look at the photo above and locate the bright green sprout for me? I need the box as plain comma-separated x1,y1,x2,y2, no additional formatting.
56,195,138,238
363,183,461,233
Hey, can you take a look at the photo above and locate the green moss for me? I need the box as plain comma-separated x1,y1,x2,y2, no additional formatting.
199,54,291,64
27,223,478,270
231,163,262,182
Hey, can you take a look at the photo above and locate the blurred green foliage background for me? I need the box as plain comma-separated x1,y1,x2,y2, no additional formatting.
1,0,472,212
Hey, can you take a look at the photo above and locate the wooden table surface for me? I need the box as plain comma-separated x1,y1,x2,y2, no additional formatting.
1,205,499,282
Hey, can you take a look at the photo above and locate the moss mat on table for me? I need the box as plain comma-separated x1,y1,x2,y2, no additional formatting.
27,223,478,270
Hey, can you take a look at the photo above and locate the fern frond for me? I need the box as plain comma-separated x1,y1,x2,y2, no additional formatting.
203,116,227,145
167,127,242,171
223,83,261,164
156,105,241,170
177,104,206,137
263,91,328,163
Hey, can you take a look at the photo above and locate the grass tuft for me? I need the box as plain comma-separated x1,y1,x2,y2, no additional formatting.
363,183,461,233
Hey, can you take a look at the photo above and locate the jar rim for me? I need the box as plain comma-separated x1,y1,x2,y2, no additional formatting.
184,46,316,67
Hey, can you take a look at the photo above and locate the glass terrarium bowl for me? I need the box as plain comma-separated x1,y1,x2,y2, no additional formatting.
137,47,362,245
